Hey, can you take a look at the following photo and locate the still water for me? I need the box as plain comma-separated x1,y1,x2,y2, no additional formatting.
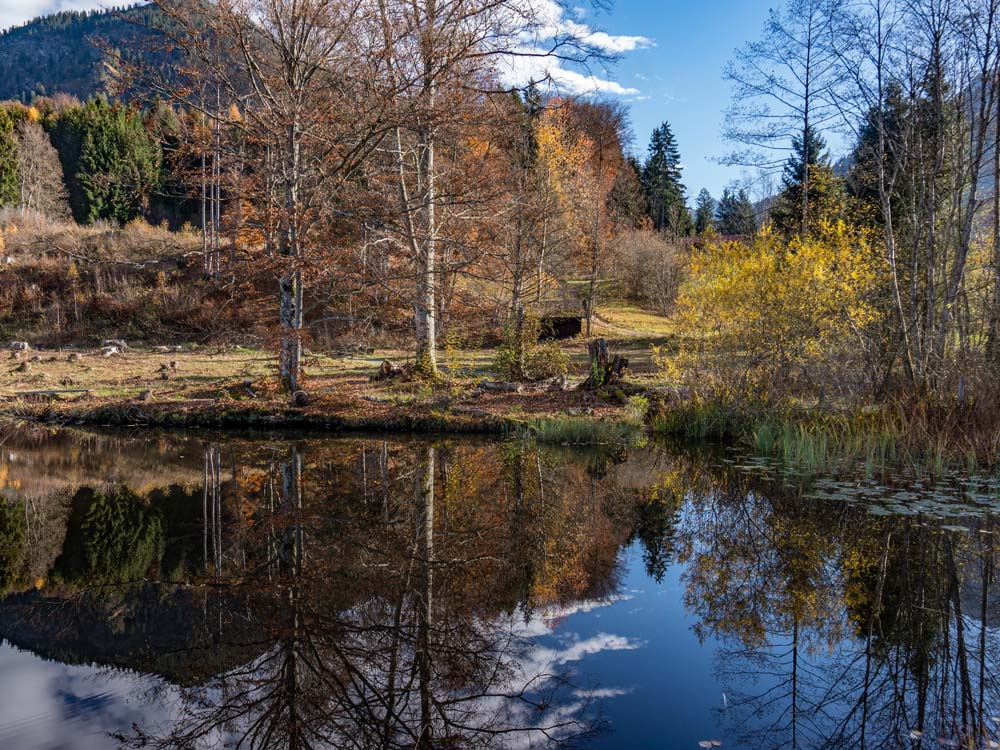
0,424,998,749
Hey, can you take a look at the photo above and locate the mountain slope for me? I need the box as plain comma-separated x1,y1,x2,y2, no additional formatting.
0,4,166,102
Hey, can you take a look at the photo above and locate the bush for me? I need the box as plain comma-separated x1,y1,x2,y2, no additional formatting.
494,314,569,381
666,221,880,400
617,230,685,312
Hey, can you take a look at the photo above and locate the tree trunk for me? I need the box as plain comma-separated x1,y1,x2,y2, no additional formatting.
278,120,303,393
415,0,438,376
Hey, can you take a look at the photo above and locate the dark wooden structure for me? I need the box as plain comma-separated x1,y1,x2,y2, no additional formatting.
539,316,583,340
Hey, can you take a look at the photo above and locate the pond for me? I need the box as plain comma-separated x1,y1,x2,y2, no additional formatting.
0,424,998,750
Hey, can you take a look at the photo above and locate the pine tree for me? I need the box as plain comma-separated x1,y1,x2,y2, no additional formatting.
715,187,757,236
50,97,160,224
642,121,691,236
694,188,715,234
0,108,20,207
771,124,841,235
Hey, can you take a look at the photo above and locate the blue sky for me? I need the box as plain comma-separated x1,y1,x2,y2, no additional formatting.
2,0,777,202
593,0,777,203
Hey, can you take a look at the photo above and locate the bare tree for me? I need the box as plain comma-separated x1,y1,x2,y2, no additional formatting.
15,120,70,219
144,0,391,396
724,0,846,235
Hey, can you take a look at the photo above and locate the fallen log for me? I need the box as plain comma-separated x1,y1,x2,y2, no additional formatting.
476,380,524,393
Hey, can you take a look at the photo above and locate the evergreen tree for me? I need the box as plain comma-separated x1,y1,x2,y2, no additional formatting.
49,97,161,224
715,187,757,236
642,121,691,236
694,188,715,234
0,108,20,207
771,124,842,235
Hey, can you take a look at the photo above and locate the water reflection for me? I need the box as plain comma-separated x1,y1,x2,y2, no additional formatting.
0,425,999,749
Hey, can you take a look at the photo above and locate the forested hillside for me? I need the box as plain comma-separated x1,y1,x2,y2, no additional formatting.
0,4,165,101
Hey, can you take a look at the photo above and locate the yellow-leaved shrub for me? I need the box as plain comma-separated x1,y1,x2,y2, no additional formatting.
662,221,881,399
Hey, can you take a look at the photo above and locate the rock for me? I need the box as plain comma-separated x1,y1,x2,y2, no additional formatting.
292,390,310,407
102,339,128,350
8,341,28,351
28,355,41,363
67,352,81,362
100,345,123,358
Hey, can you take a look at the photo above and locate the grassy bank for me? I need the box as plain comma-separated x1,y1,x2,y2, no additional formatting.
0,344,650,442
649,393,1000,475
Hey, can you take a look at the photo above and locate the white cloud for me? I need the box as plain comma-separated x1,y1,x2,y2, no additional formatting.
497,0,652,97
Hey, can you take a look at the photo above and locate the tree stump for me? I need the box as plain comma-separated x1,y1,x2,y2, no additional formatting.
372,359,406,381
584,338,628,389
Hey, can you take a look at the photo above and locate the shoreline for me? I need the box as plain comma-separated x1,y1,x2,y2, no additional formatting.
0,398,514,434
0,394,648,442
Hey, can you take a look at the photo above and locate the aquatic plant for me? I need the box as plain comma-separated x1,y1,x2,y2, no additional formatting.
514,416,643,445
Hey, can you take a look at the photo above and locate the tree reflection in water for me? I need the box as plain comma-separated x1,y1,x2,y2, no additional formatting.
113,439,637,749
1,429,1000,749
676,467,1000,750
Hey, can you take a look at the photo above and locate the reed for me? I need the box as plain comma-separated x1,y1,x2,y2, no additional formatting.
514,416,643,445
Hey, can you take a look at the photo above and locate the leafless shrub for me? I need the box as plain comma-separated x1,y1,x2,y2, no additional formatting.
617,230,685,312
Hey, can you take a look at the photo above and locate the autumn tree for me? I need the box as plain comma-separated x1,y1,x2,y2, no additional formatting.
533,100,592,298
372,0,613,374
569,101,633,335
609,155,647,229
146,0,390,395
